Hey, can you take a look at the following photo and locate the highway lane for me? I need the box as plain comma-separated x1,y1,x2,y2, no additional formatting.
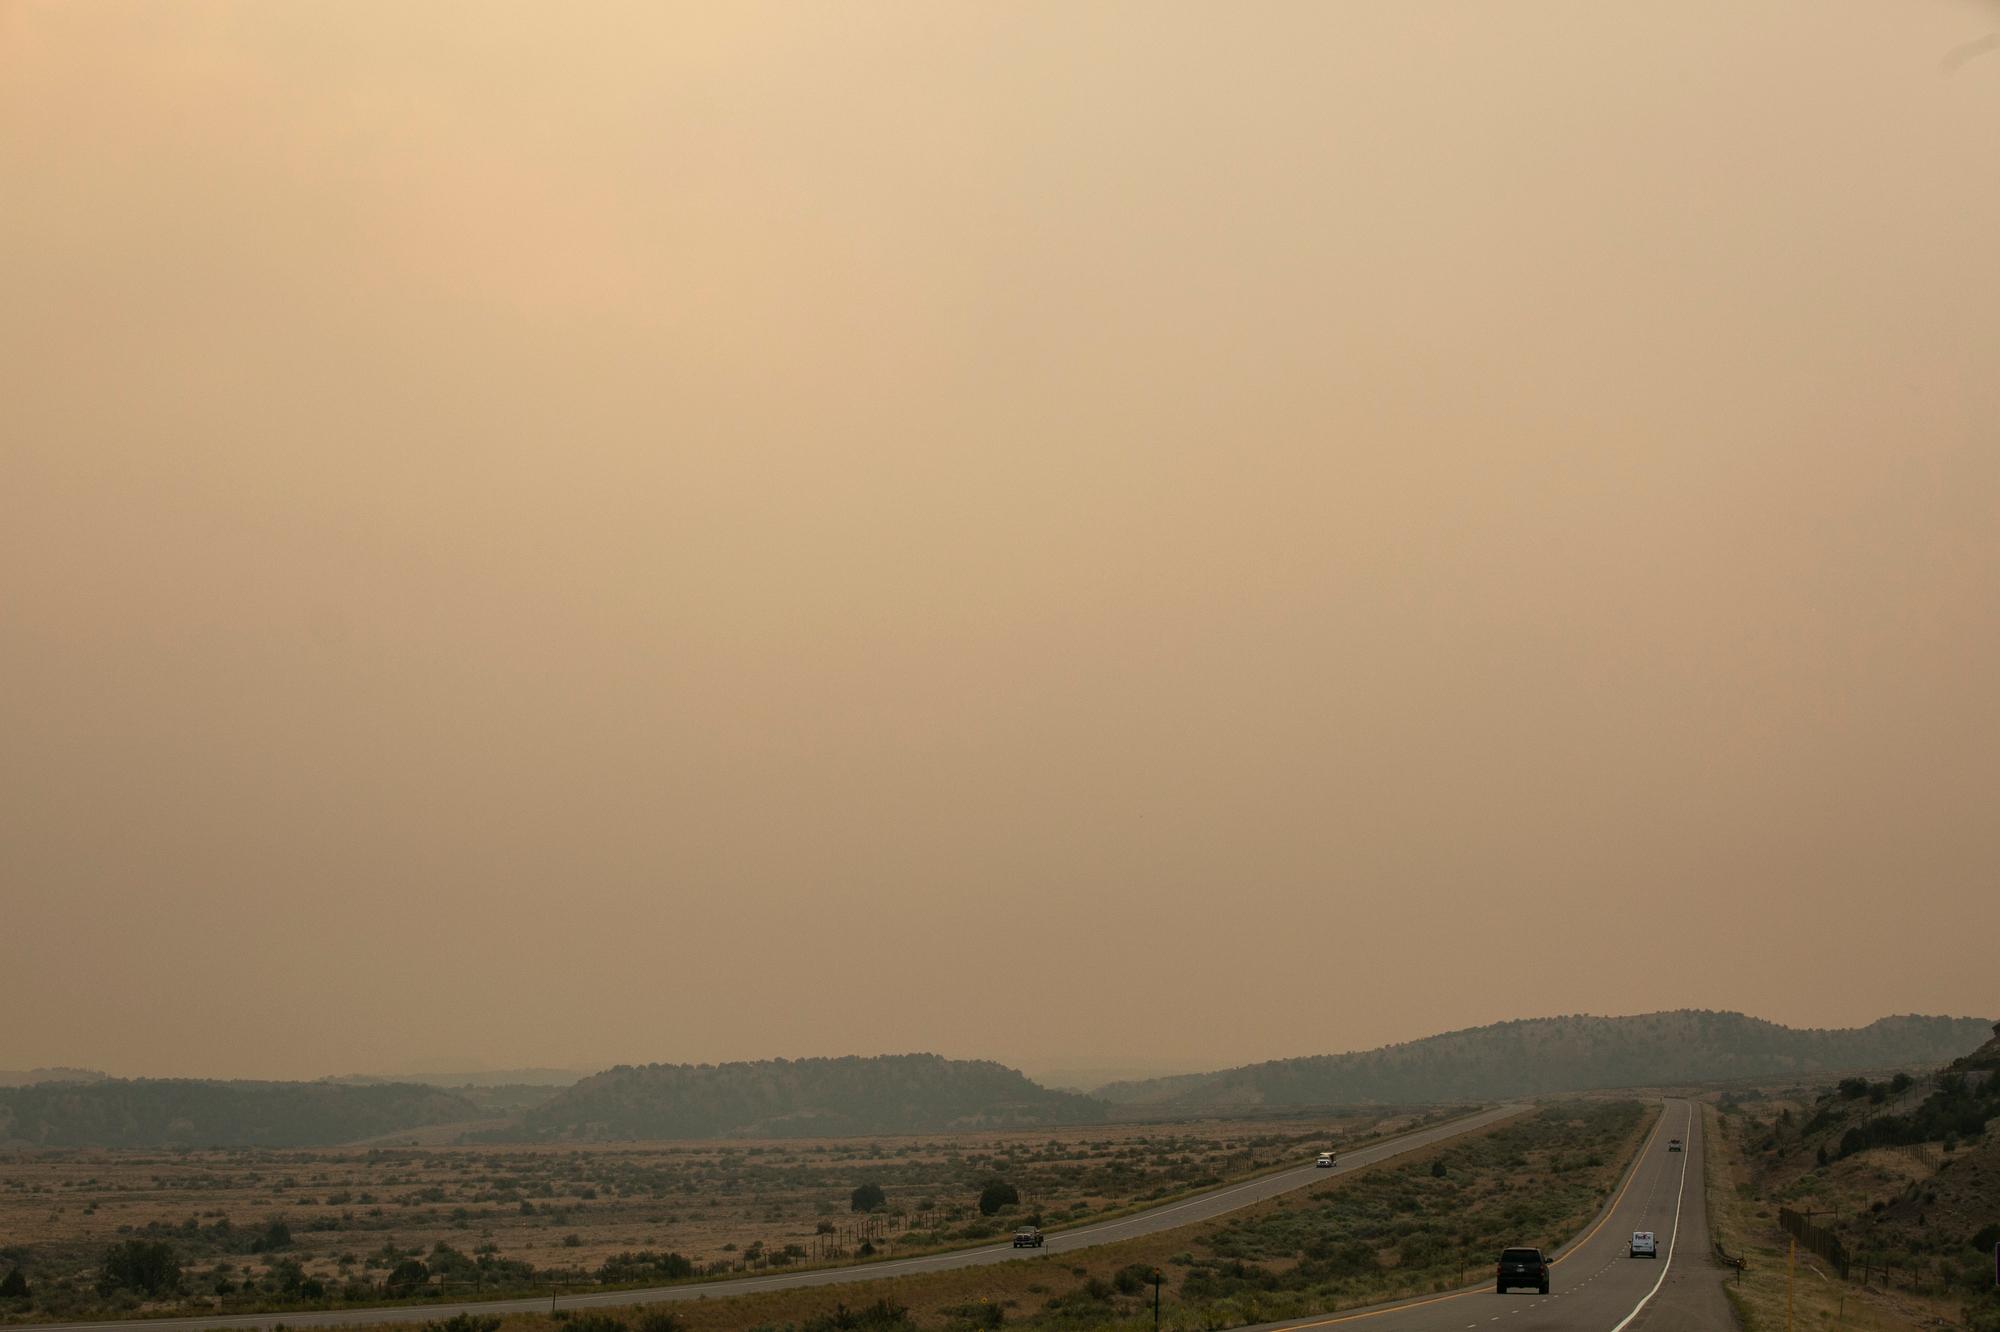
1246,1097,1732,1332
26,1104,1524,1332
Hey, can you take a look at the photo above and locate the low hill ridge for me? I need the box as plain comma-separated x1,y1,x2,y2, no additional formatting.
517,1052,1107,1140
1096,1011,1994,1107
1945,1020,2000,1074
0,1066,108,1088
0,1078,482,1148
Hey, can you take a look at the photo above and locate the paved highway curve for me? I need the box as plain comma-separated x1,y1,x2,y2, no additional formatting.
25,1104,1527,1332
1242,1098,1736,1332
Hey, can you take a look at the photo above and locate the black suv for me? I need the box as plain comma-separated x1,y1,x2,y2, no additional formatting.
1496,1247,1551,1294
1012,1227,1044,1248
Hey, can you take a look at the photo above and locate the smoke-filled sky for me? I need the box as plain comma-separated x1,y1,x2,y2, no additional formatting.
3,2,1996,1083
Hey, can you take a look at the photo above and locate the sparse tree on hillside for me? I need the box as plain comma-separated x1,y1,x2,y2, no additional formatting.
0,1269,28,1300
98,1240,180,1296
851,1183,887,1212
385,1258,429,1292
977,1179,1019,1216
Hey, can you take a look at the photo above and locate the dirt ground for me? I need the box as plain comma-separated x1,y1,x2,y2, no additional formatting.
0,1108,1424,1313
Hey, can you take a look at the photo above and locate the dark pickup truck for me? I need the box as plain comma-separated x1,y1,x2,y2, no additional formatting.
1496,1246,1551,1294
1012,1227,1044,1248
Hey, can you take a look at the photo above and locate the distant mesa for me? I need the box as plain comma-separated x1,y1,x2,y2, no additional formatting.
0,1079,481,1149
507,1052,1108,1141
1094,1011,1996,1108
4,1012,1989,1149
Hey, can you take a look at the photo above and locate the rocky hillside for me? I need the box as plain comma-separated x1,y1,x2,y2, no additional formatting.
1717,1022,2000,1331
0,1078,483,1147
517,1053,1108,1139
1097,1012,1994,1107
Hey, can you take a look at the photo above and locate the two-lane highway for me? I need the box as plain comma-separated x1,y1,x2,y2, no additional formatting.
24,1104,1525,1332
1246,1098,1734,1332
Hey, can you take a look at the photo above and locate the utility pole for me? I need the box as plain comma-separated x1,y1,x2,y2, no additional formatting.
1787,1237,1796,1332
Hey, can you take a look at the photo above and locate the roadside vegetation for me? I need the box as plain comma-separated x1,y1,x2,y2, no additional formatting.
0,1109,1437,1324
1158,1098,1645,1325
1702,1025,2000,1332
20,1100,1648,1332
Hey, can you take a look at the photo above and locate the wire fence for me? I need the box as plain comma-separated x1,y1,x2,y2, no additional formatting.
1895,1142,1943,1170
1778,1208,1850,1280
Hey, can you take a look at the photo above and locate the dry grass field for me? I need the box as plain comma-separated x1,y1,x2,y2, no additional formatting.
0,1108,1434,1321
291,1099,1640,1332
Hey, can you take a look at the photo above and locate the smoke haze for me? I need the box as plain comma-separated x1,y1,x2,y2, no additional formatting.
3,2,1995,1080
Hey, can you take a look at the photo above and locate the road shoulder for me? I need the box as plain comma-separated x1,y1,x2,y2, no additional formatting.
1623,1103,1736,1332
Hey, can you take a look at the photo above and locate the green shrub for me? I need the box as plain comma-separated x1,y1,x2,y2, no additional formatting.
801,1298,915,1330
597,1252,694,1284
251,1219,293,1253
851,1184,887,1212
385,1258,429,1292
98,1241,180,1296
940,1299,1004,1328
566,1313,625,1332
423,1316,501,1332
635,1312,688,1332
978,1181,1019,1216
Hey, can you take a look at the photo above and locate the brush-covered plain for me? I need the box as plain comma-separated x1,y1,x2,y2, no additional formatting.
0,1109,1439,1322
10,1100,1652,1332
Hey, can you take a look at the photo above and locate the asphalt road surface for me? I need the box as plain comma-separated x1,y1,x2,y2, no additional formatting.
27,1104,1525,1332
1244,1097,1737,1332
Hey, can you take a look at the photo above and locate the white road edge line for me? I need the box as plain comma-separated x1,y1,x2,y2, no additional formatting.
1605,1106,1690,1332
1055,1106,1511,1241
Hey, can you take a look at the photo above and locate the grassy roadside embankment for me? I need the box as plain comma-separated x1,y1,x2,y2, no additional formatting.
1702,1103,1920,1332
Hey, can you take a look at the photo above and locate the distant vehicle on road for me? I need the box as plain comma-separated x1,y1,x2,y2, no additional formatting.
1630,1231,1658,1258
1315,1151,1337,1168
1012,1227,1044,1248
1496,1247,1551,1294
1667,1138,1683,1152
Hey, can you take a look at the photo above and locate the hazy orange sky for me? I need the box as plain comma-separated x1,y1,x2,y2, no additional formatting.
3,2,1996,1083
